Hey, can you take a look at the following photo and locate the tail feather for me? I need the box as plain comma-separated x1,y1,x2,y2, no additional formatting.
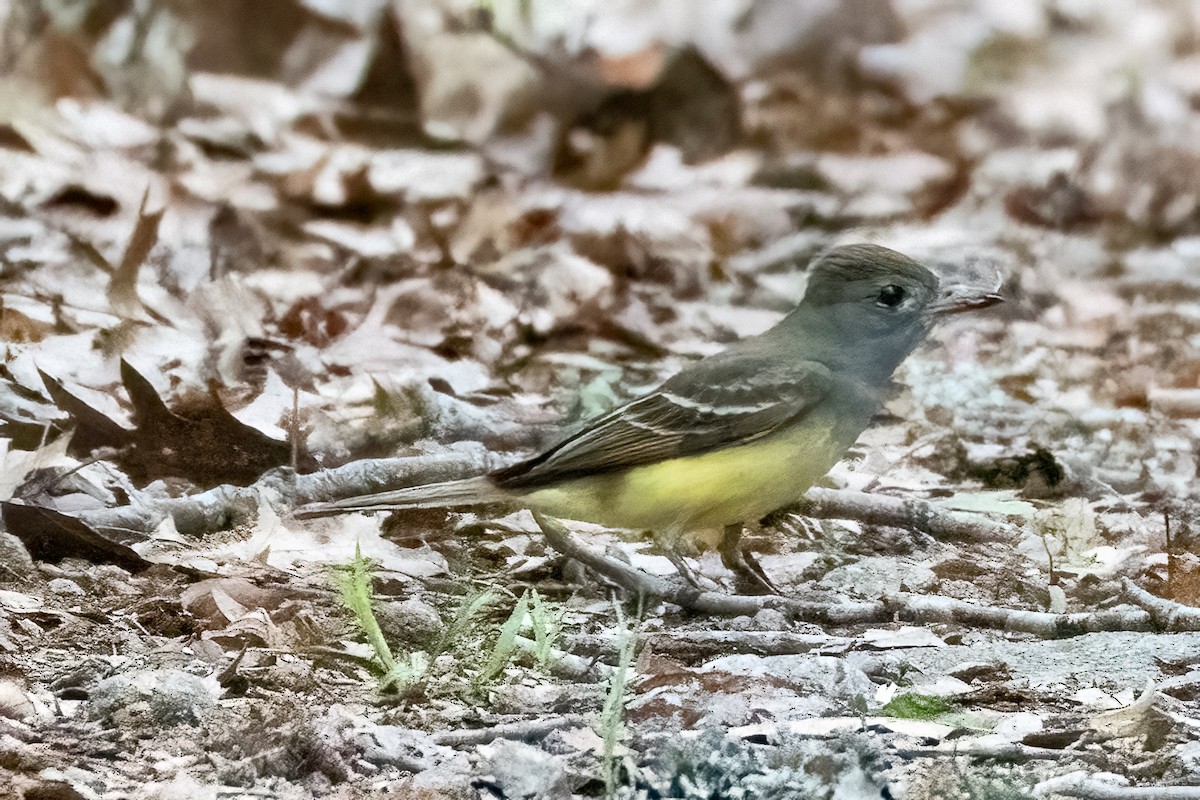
294,476,504,519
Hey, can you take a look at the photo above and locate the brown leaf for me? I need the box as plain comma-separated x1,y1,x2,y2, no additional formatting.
1165,553,1200,606
41,185,119,217
185,0,310,78
553,47,740,189
38,368,135,457
0,306,54,343
278,299,350,348
0,124,35,153
207,204,267,279
38,362,314,488
180,577,289,630
1004,173,1100,230
1,502,150,572
120,360,315,487
34,31,106,99
350,6,421,126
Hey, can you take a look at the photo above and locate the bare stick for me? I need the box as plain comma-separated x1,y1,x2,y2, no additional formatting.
433,714,591,747
79,449,1017,552
566,630,852,661
290,386,299,473
798,487,1019,541
1121,577,1200,630
532,513,1196,635
887,593,1156,637
79,449,494,537
532,511,887,623
896,742,1072,761
1164,511,1175,599
512,635,609,681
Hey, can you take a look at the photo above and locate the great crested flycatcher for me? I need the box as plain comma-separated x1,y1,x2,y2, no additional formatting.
296,244,1001,590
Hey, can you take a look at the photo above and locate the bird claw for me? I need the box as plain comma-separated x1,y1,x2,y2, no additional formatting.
718,525,781,596
778,513,822,543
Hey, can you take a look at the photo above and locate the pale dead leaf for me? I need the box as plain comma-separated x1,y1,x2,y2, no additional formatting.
211,494,449,578
188,73,323,141
368,149,486,203
209,586,251,624
933,490,1037,518
1089,680,1157,739
554,727,609,756
0,591,43,611
303,218,414,257
875,718,956,740
203,607,278,649
54,99,159,150
1071,687,1134,710
862,626,946,649
730,718,860,740
0,435,72,502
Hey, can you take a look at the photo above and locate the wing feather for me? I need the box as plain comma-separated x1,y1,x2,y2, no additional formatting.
492,355,833,490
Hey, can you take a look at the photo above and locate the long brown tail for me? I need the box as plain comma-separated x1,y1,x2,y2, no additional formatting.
293,476,505,518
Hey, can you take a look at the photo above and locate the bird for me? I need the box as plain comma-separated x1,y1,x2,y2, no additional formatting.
295,243,1002,592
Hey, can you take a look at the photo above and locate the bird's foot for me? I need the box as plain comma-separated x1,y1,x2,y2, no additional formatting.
778,512,822,542
718,524,780,596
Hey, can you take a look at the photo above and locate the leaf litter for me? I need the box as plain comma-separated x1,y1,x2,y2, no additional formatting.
3,1,1200,798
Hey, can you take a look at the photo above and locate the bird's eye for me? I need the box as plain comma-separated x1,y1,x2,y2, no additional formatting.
876,284,906,308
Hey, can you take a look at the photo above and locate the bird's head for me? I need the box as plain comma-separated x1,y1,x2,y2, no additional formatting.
796,243,1002,381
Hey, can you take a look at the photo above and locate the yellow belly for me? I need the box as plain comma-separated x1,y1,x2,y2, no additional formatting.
523,411,853,534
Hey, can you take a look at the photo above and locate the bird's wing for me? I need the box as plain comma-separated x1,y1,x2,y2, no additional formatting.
491,355,834,490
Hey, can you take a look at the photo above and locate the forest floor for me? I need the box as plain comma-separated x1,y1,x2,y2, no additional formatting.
4,1,1200,798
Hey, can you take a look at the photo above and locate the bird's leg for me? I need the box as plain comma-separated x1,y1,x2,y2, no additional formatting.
718,524,780,596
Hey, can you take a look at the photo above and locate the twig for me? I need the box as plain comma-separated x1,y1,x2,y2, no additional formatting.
74,461,1200,637
512,635,609,681
895,742,1074,761
79,449,494,537
533,512,1193,635
1121,578,1200,630
532,511,886,623
433,714,590,747
535,510,892,623
1147,386,1200,418
798,487,1019,541
887,593,1155,637
1042,533,1057,586
292,447,499,504
1165,511,1175,599
290,386,299,474
534,511,764,614
1035,772,1200,799
565,630,852,661
216,788,279,798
